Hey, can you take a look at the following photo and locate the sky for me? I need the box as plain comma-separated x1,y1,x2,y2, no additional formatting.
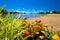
0,0,60,12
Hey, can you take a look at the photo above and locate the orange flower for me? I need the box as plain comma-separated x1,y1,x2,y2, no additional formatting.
25,28,29,31
33,31,39,35
34,25,41,29
27,23,32,27
35,19,42,23
43,24,48,27
24,31,29,36
33,30,36,35
22,18,27,22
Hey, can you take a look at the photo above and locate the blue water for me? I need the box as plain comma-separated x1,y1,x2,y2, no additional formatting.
10,14,46,18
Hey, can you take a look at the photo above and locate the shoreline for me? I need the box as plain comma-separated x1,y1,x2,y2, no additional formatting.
27,14,60,32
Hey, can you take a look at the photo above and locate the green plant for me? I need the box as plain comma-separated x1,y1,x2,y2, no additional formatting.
0,8,60,40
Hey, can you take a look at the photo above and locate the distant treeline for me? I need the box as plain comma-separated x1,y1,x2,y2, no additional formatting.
38,10,60,14
46,10,60,14
0,9,20,14
0,8,60,14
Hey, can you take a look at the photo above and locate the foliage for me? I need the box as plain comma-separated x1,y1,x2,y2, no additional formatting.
52,10,58,13
46,12,50,14
0,9,24,40
38,12,45,14
0,8,60,40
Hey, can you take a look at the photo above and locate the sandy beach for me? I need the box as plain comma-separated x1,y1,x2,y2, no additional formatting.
27,14,60,32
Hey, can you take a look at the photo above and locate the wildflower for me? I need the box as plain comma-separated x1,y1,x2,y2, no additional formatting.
22,18,27,22
39,36,44,39
33,30,36,35
43,24,48,27
22,17,27,20
24,31,29,36
25,28,29,31
33,31,39,35
34,25,40,29
35,19,42,23
27,23,32,27
52,34,60,40
36,32,39,34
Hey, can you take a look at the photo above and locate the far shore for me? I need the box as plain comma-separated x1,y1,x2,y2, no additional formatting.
27,14,60,32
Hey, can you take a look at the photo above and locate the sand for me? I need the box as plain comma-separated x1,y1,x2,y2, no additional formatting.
27,14,60,33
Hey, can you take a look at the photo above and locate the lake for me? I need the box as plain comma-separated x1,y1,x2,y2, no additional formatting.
10,13,46,18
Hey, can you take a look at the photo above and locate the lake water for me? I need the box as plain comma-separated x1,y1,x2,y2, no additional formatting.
10,14,46,18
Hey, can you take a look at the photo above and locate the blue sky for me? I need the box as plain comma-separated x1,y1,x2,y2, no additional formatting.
0,0,60,12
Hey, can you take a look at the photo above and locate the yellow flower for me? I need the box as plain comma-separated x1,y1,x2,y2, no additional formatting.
52,34,60,40
39,36,44,39
43,23,48,27
36,32,39,34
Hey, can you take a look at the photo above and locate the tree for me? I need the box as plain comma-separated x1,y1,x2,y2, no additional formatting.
52,10,57,13
52,10,60,14
46,11,50,14
38,12,45,14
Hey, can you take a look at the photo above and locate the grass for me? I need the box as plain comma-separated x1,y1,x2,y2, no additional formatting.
0,8,60,40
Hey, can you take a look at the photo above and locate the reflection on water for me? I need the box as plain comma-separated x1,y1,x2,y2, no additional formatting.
10,13,46,18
